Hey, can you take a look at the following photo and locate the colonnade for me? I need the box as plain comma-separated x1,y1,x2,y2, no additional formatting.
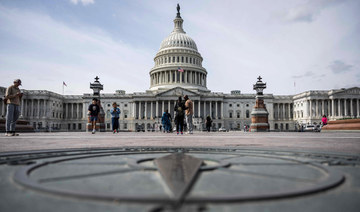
132,100,224,120
151,70,206,87
306,98,360,118
63,103,84,120
274,103,293,120
20,99,52,118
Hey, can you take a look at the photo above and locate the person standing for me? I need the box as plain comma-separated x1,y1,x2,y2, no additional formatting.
161,109,171,133
206,115,212,132
88,98,100,134
110,102,121,133
174,96,185,135
5,79,23,136
184,95,193,134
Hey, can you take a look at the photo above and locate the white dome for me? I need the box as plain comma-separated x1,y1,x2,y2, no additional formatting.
159,32,198,51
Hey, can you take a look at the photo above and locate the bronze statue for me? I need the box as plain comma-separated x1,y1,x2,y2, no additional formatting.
177,4,180,13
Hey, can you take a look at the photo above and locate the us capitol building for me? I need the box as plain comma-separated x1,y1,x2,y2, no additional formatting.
1,6,359,132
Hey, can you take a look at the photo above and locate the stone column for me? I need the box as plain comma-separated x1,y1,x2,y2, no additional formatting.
195,72,198,85
77,103,81,119
331,99,335,117
21,98,24,118
309,100,312,118
132,102,136,118
277,104,280,120
185,71,188,83
221,102,224,119
327,100,330,117
315,100,318,117
288,103,291,120
215,101,218,119
198,100,201,118
71,103,73,119
338,99,341,117
37,100,40,118
83,103,87,119
344,99,348,117
162,100,164,114
321,100,325,117
150,101,153,119
43,100,47,117
170,71,173,83
144,101,148,120
203,101,206,117
168,100,171,113
283,104,286,120
357,99,360,118
209,101,212,118
156,101,159,118
138,101,142,119
30,99,34,118
175,71,177,82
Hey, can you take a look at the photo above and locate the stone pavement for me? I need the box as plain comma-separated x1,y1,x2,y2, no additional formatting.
1,131,360,154
0,132,359,212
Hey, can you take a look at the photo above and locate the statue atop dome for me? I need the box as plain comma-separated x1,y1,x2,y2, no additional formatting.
176,3,181,18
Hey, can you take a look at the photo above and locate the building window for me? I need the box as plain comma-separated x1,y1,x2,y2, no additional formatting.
229,112,232,118
124,114,128,118
78,123,82,130
190,58,192,63
237,113,240,118
177,56,179,62
246,104,249,107
229,104,232,107
107,123,110,129
237,104,240,107
246,110,250,118
186,57,188,63
181,57,184,62
124,104,127,107
124,123,127,129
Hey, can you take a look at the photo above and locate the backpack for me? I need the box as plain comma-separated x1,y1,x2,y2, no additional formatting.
176,104,184,116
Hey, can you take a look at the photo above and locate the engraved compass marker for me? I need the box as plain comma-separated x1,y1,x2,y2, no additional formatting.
154,153,203,201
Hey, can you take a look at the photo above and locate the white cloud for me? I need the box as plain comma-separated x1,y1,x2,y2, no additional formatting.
329,60,353,74
284,0,345,23
0,6,152,94
70,0,95,6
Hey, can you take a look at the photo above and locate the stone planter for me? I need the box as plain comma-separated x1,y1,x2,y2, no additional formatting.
322,119,360,132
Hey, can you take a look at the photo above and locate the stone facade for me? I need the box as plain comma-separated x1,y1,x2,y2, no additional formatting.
0,7,359,132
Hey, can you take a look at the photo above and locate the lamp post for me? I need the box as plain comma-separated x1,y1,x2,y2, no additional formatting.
87,76,105,132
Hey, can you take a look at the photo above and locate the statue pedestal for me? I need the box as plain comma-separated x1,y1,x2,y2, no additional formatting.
250,97,269,132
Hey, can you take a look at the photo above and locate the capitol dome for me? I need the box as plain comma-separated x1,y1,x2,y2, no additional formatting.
149,5,208,92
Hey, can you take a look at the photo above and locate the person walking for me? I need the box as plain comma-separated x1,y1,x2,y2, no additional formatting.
184,95,193,134
161,109,171,133
174,96,185,135
110,102,121,133
206,115,212,132
88,98,100,134
4,79,23,136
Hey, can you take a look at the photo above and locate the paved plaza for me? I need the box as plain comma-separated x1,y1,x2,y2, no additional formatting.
1,131,360,154
0,131,360,212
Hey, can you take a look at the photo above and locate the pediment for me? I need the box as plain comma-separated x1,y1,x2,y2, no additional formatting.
333,87,360,96
156,87,199,97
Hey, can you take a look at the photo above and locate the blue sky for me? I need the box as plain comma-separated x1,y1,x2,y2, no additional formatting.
0,0,359,95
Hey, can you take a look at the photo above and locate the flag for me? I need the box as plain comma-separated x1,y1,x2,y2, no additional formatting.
63,81,67,87
178,67,184,72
